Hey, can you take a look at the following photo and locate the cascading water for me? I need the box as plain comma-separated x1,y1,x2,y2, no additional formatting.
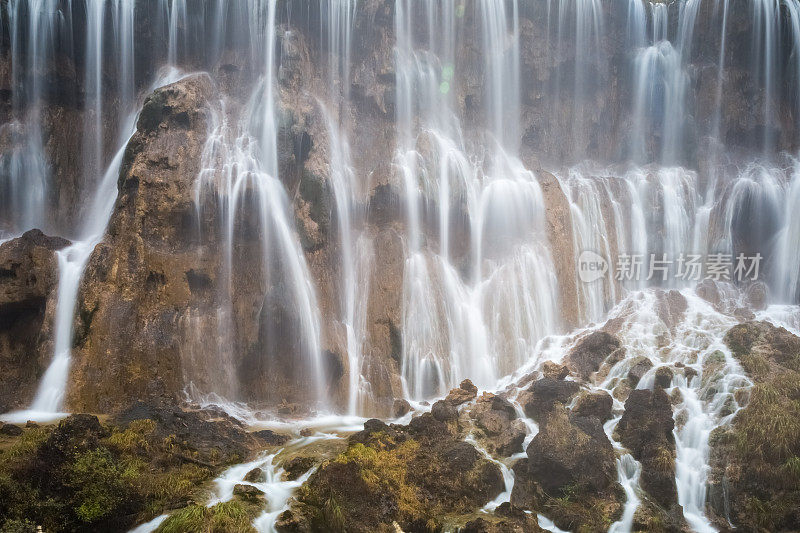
4,1,800,531
396,1,559,400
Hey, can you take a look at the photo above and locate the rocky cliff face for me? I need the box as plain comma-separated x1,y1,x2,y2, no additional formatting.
0,229,68,411
67,74,215,413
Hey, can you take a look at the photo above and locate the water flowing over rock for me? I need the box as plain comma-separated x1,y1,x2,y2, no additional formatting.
67,74,215,413
0,229,68,411
2,0,800,531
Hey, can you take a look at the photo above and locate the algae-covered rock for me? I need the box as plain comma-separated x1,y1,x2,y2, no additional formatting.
0,408,259,532
571,390,613,422
706,321,800,531
566,331,622,380
280,413,504,532
511,406,623,532
517,377,579,423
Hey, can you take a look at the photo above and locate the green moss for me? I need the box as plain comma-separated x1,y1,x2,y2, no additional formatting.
157,501,258,533
64,448,131,523
0,416,226,532
107,419,157,454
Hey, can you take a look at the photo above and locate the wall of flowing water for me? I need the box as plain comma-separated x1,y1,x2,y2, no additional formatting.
5,0,800,530
1,0,800,460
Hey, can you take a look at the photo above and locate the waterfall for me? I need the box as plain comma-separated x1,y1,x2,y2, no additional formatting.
191,0,327,407
395,1,558,399
4,1,800,529
0,0,68,237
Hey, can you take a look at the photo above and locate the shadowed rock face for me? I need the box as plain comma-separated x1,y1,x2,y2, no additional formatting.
66,74,216,413
511,405,623,532
616,389,681,515
566,331,623,381
0,229,69,412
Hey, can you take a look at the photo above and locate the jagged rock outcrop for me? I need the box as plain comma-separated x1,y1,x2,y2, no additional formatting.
278,415,505,532
572,390,613,422
517,376,579,423
468,392,526,457
67,74,216,413
616,389,684,528
707,321,800,531
566,331,623,381
0,229,69,412
511,405,623,532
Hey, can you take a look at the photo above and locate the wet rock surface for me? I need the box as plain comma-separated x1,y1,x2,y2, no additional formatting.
279,414,505,532
469,392,526,457
707,321,800,531
571,390,613,422
518,377,580,423
566,331,623,380
616,389,683,526
0,229,69,411
511,405,623,532
67,74,215,413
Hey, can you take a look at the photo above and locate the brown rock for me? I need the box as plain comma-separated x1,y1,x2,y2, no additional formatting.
283,456,316,481
511,406,623,530
654,366,674,389
616,389,678,510
627,356,654,386
572,390,613,421
470,393,526,456
252,429,291,446
243,467,265,483
445,378,479,405
0,229,69,411
566,331,622,380
431,399,458,422
518,377,579,423
392,398,411,418
233,483,265,501
0,423,23,436
67,74,215,413
541,361,570,380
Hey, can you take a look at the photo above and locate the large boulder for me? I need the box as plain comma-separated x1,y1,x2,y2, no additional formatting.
615,389,680,513
67,75,218,412
566,331,623,380
511,406,623,531
572,390,613,422
0,229,69,411
517,377,579,423
469,392,526,457
280,412,504,532
707,322,800,531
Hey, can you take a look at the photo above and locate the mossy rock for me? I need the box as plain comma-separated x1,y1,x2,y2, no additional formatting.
282,417,504,532
0,408,257,532
707,321,800,530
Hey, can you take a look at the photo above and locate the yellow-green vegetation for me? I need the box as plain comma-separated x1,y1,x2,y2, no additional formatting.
0,415,234,532
335,439,421,519
295,435,428,531
289,419,504,533
541,483,621,533
712,322,800,531
157,500,259,533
